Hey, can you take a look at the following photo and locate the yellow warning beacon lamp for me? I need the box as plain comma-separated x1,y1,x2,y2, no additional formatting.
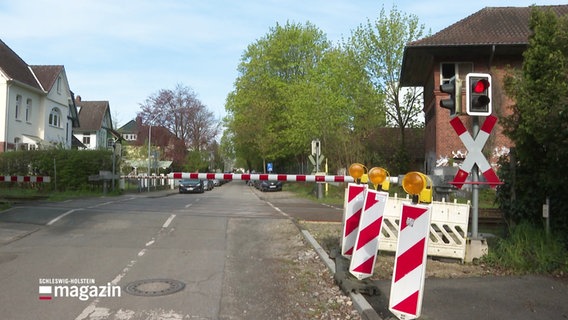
348,163,366,184
401,171,432,204
368,167,390,191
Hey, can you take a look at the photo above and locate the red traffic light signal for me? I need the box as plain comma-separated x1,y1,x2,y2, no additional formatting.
439,76,462,116
466,73,492,116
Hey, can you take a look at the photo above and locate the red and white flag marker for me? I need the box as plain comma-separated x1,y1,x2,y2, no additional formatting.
450,115,500,188
341,183,367,257
388,171,433,320
349,188,388,279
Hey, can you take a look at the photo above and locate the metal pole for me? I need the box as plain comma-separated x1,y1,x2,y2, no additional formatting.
471,117,480,239
147,125,151,192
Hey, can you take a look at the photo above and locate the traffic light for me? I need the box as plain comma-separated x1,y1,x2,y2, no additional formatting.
439,76,461,116
466,73,492,116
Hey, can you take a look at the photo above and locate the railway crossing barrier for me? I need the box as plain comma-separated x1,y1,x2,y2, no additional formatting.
0,175,51,183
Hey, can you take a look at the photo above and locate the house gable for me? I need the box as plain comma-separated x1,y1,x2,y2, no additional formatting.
74,97,113,149
0,39,78,151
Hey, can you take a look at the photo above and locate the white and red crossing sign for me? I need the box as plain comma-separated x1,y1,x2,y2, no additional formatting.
349,189,388,280
389,203,432,320
0,175,51,183
449,115,501,189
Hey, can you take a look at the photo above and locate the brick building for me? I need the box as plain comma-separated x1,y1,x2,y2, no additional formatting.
400,5,568,174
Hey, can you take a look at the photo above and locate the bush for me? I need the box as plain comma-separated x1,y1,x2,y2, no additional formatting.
0,149,114,192
483,222,568,275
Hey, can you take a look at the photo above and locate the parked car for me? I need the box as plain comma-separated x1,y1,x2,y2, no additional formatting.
205,179,215,191
178,179,205,193
259,180,283,192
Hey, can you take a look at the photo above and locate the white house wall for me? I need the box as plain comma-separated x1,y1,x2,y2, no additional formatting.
42,71,73,148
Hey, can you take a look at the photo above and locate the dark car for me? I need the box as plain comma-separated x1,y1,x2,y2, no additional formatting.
259,180,282,192
178,179,205,193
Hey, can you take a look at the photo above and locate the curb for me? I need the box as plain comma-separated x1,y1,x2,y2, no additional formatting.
301,230,383,320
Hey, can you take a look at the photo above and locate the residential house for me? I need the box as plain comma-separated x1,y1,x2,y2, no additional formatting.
400,5,568,174
0,39,79,152
118,116,187,173
73,96,114,149
117,119,138,142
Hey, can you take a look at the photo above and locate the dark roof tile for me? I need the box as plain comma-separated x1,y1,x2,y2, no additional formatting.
76,100,110,131
409,5,568,47
30,65,64,91
0,39,42,90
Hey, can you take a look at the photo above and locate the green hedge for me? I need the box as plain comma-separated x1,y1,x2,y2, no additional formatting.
0,149,114,191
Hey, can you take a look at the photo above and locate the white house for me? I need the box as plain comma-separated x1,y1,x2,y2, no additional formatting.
0,39,79,152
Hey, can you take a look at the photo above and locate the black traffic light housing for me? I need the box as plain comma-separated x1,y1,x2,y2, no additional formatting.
439,76,462,116
466,73,492,116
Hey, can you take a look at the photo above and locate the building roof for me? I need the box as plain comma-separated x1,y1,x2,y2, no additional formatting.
400,5,568,86
117,119,138,134
29,65,64,91
75,97,111,132
0,39,43,91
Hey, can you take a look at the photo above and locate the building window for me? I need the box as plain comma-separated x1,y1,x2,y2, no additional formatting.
57,76,62,94
49,107,61,127
440,62,473,85
83,136,91,145
15,95,22,120
26,98,32,122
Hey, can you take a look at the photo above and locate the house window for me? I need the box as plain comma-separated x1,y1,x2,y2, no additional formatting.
25,98,32,122
83,135,91,145
440,62,473,85
49,107,61,127
57,76,62,94
15,95,22,120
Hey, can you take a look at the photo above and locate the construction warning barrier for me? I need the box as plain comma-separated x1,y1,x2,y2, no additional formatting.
0,176,51,183
379,194,470,261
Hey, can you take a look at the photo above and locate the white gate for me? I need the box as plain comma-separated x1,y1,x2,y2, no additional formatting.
378,194,470,261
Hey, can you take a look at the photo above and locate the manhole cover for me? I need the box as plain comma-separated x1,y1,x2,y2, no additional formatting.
124,279,185,297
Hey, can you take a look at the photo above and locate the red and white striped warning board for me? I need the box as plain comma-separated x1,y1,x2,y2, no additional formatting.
168,172,355,183
0,176,51,183
389,202,432,320
450,115,500,189
349,189,388,280
341,183,367,257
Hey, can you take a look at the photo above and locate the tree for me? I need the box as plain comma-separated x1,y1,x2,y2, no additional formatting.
225,21,383,173
348,5,425,173
499,7,568,242
139,84,220,151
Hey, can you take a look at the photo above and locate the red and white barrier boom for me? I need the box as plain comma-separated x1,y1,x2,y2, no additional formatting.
0,176,51,183
389,172,433,320
167,172,355,183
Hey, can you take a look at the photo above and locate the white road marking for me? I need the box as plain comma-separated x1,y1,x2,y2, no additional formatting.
47,208,84,226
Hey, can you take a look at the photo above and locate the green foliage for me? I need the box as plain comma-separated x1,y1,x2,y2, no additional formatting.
483,222,568,275
0,149,114,191
499,7,568,244
183,150,209,172
225,21,387,173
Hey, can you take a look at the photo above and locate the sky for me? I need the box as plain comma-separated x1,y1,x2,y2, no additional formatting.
1,0,566,128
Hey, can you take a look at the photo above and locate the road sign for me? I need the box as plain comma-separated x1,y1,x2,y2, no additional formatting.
267,162,273,173
341,183,367,257
349,189,388,280
449,115,500,188
389,203,432,320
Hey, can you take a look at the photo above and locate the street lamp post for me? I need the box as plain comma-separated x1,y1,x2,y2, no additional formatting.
147,124,152,192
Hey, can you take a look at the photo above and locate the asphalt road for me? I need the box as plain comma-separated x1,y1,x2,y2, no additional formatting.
0,183,295,319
